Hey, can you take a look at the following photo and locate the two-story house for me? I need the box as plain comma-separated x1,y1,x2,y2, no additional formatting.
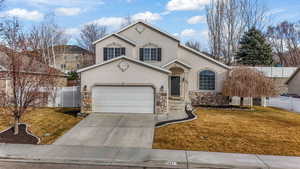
54,45,95,73
78,21,230,114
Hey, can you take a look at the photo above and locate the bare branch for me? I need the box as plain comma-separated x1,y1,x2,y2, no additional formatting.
77,23,108,53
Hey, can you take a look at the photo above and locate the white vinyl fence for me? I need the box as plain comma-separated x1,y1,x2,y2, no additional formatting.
267,96,300,113
48,86,81,108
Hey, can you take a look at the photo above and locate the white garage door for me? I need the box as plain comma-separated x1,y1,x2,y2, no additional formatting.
92,86,154,114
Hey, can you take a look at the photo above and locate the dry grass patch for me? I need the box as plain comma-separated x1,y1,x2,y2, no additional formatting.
153,106,300,156
0,108,82,144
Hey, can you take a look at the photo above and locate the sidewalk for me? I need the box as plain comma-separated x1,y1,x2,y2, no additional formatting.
0,144,300,169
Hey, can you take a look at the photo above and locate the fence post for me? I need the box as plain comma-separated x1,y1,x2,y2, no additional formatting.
291,97,294,112
73,86,75,107
62,87,64,108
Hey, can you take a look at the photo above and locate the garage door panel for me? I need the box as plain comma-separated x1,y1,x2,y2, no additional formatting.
92,86,154,114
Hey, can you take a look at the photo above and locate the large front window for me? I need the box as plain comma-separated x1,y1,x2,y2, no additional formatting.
104,47,125,61
199,70,215,90
140,48,161,61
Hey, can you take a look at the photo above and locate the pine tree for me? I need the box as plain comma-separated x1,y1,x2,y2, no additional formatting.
236,28,273,66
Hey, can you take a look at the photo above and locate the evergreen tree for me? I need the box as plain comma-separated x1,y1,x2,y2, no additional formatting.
236,28,273,66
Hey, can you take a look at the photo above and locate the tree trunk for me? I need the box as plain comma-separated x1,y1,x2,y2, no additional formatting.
240,97,244,107
14,117,20,135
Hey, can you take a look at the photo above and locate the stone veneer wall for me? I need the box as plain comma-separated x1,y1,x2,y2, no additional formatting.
81,91,92,114
80,91,168,114
156,92,168,114
189,91,230,106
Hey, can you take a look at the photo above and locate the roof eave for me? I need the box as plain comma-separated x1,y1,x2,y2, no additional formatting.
285,68,300,85
179,44,230,70
162,59,192,69
92,34,136,46
77,56,171,74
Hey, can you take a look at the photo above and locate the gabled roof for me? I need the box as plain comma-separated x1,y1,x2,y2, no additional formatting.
117,20,180,42
77,56,171,74
162,59,192,69
93,33,136,46
286,67,300,84
0,48,66,76
179,44,230,70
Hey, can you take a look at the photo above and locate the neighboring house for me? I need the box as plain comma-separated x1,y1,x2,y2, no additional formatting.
78,21,230,114
54,45,95,73
233,67,297,94
286,68,300,96
0,50,67,96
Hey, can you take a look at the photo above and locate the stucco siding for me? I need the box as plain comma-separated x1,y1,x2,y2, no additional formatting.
80,59,169,93
95,36,135,64
288,71,300,95
177,46,228,93
118,23,178,67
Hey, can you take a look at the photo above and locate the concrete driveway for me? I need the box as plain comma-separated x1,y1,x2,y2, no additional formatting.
54,113,155,148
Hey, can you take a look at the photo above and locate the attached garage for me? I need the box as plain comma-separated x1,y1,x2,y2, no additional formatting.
78,56,170,114
92,86,154,114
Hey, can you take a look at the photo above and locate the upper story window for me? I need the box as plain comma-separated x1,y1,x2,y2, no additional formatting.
139,48,161,61
199,70,215,90
104,47,125,61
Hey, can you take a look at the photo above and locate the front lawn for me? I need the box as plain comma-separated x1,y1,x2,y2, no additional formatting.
0,108,82,144
153,106,300,156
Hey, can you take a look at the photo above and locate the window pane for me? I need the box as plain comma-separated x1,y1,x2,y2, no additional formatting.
151,48,157,60
115,48,121,57
144,48,151,61
107,48,114,60
143,48,159,61
199,70,215,90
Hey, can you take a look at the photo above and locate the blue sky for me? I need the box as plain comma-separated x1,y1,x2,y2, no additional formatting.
3,0,300,47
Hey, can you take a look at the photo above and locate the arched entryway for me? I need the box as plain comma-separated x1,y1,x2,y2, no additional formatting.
169,67,185,97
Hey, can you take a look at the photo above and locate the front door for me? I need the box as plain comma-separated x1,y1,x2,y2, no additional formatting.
171,76,180,96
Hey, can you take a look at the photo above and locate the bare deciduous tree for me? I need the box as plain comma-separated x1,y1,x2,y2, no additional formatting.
77,23,107,53
222,67,277,106
27,16,69,66
0,20,59,135
266,21,300,66
120,15,133,29
206,0,267,65
185,40,202,52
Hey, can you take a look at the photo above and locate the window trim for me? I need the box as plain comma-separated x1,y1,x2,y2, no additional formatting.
104,47,125,61
198,69,216,91
142,48,160,61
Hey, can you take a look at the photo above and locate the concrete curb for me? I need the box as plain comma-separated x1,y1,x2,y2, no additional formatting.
0,144,300,169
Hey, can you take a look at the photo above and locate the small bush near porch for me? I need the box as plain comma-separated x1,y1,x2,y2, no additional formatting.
0,108,82,144
153,107,300,156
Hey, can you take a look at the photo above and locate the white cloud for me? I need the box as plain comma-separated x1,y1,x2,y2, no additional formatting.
132,11,162,22
65,28,80,35
1,8,44,21
266,8,286,16
180,29,208,39
173,33,179,37
180,29,197,37
166,0,210,11
55,7,81,16
200,29,209,40
24,0,104,6
89,17,126,29
187,15,205,24
87,11,161,30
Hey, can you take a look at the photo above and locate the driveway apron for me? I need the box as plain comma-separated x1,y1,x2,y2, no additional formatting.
54,113,155,148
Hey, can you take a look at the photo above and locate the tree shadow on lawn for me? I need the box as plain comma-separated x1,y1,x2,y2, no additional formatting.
57,108,81,117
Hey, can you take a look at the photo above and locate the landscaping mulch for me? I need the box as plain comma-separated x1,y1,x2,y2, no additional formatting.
0,124,39,144
156,106,197,127
196,105,251,110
